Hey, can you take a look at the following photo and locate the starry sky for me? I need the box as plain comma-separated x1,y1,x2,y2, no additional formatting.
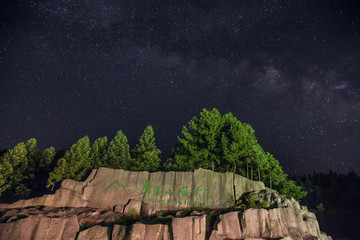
1,0,359,175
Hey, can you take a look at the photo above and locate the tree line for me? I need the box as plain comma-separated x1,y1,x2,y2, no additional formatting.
0,108,306,201
295,171,360,240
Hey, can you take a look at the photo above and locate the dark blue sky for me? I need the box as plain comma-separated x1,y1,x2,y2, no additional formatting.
1,0,359,174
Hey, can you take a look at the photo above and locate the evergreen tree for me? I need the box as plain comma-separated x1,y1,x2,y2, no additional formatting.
89,136,108,169
164,108,259,173
131,125,161,172
0,138,56,198
47,136,90,190
8,142,30,197
40,147,56,169
0,152,13,196
67,136,91,180
164,108,307,200
47,154,69,190
25,138,41,183
102,130,130,169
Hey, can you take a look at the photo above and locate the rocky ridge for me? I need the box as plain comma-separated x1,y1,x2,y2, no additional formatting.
0,168,332,239
0,168,265,212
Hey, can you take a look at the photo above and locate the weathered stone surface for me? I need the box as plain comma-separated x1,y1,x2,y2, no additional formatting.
77,225,108,240
210,208,332,240
130,223,169,240
237,188,301,210
172,215,207,240
209,211,242,240
141,202,157,216
234,174,266,200
0,214,79,240
0,170,331,240
113,204,124,212
0,168,265,212
123,199,142,215
0,198,332,240
112,225,127,240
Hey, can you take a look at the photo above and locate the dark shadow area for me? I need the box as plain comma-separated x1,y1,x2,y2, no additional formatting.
294,171,360,240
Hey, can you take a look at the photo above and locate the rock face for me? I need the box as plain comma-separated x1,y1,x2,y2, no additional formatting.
0,169,332,240
210,208,329,240
0,168,265,213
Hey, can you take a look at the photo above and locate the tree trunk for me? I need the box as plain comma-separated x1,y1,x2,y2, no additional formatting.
270,177,272,189
251,167,253,180
246,163,249,179
258,166,261,181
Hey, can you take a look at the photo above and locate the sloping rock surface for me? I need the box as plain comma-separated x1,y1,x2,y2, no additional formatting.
0,168,265,212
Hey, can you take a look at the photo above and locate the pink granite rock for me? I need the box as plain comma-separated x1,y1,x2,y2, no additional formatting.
172,215,207,240
123,199,143,215
209,211,242,240
210,208,332,240
112,225,127,240
0,215,79,240
0,168,265,211
130,223,169,240
77,225,108,240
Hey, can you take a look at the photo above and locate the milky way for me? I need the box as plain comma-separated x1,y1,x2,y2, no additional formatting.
1,0,359,174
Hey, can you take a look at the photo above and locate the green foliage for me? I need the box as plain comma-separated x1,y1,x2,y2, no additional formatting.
0,138,56,197
124,208,141,221
47,157,67,190
279,178,307,201
165,108,255,172
247,196,269,209
102,130,131,169
47,136,90,190
316,202,325,213
40,147,56,169
131,126,161,172
1,109,306,202
89,136,108,169
164,108,307,201
15,184,31,198
248,195,257,208
261,200,269,208
0,151,14,196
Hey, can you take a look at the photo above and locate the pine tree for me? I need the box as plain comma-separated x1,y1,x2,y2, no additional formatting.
164,108,259,173
40,147,56,169
47,136,90,190
0,142,29,197
0,138,56,197
67,136,91,180
89,136,108,169
47,153,69,191
164,108,307,200
102,130,131,169
0,152,13,196
131,125,161,172
25,138,41,182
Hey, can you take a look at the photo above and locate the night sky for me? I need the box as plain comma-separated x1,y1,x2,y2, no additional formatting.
1,0,359,175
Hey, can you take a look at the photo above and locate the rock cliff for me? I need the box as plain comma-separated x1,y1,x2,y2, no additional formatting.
0,168,331,240
0,168,265,212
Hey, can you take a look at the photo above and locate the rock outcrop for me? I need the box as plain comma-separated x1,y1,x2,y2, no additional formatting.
0,169,332,240
0,168,265,213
